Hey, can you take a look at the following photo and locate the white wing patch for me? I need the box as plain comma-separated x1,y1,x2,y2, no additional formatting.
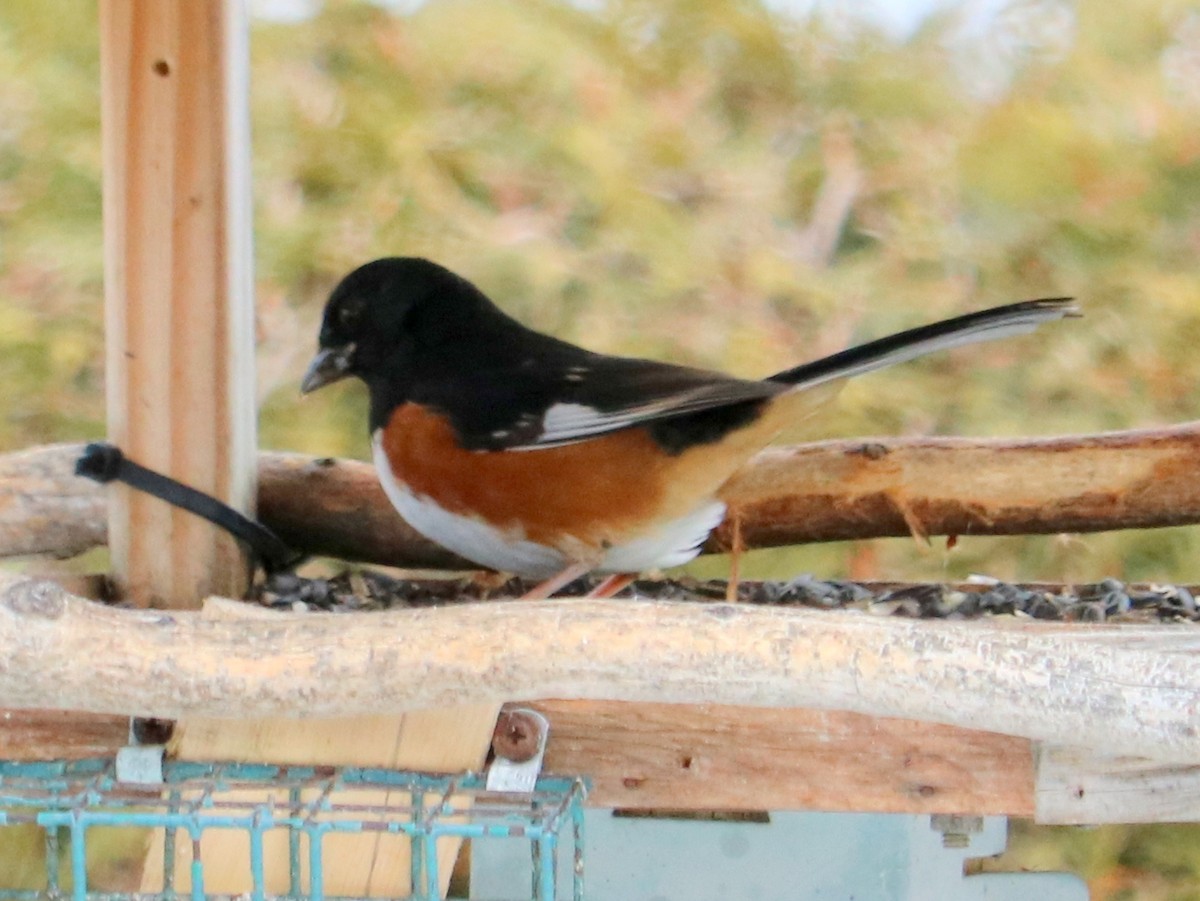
531,388,722,447
540,401,631,440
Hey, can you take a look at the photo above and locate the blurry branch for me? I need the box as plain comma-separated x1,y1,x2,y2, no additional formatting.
3,424,1200,567
789,124,861,268
0,572,1197,762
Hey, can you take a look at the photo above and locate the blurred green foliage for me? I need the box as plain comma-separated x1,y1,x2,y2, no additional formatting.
5,0,1200,586
2,2,1200,890
986,821,1200,901
0,0,1198,582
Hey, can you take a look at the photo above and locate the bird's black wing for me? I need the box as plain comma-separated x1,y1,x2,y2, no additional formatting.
416,349,784,453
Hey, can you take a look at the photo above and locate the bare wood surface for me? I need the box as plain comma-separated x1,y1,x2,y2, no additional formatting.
0,710,129,759
710,422,1200,549
17,701,1200,825
0,445,108,560
2,575,1197,763
100,0,255,607
8,424,1200,568
146,709,496,895
256,450,469,569
1035,744,1200,824
0,444,467,568
0,704,1034,816
145,598,497,896
532,700,1033,815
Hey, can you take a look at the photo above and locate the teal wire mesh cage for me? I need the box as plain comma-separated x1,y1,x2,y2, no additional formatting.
0,758,585,901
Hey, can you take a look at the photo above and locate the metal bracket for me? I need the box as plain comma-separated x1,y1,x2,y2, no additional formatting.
487,707,550,793
115,744,165,785
930,814,985,849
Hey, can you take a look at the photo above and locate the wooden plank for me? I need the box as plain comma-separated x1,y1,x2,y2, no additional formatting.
1035,744,1200,824
0,705,1031,815
533,700,1033,814
0,710,129,759
99,0,255,608
27,711,1200,824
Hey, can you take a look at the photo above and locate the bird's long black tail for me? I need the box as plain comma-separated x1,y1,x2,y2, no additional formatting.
768,297,1080,389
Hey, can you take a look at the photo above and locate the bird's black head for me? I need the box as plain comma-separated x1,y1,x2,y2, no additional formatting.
300,257,501,396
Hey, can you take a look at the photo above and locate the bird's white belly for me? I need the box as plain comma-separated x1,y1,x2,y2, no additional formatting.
372,433,725,579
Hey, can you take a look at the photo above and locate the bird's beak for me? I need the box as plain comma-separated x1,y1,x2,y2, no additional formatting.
300,343,356,394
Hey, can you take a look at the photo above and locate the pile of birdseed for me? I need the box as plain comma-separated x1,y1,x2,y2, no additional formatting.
254,570,1199,624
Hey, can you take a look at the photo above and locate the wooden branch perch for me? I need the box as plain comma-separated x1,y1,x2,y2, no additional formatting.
5,423,1200,568
2,573,1197,762
0,445,109,560
710,422,1200,550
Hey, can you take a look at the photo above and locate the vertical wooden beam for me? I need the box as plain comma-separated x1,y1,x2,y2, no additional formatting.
100,6,498,895
100,0,255,608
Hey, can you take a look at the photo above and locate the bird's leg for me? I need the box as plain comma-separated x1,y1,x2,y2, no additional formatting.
726,509,744,602
585,572,637,599
519,562,594,599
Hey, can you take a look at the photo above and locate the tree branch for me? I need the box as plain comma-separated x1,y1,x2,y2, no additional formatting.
5,424,1200,567
0,444,108,559
711,423,1200,549
1,573,1197,762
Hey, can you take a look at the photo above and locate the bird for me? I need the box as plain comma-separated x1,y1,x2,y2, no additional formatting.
301,257,1078,598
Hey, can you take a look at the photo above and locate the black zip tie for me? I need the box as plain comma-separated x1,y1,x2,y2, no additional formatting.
75,442,305,574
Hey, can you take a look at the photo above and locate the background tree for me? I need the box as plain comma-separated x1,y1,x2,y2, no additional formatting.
2,2,1200,891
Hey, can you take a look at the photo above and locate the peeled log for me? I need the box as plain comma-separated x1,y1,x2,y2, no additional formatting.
4,424,1200,568
0,444,108,559
255,451,467,569
1,573,1198,763
0,444,465,569
711,424,1200,549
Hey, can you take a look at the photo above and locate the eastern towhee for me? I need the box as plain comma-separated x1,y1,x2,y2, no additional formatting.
302,258,1078,597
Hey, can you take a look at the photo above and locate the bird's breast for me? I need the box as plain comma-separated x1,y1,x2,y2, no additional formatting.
372,401,783,573
375,403,670,548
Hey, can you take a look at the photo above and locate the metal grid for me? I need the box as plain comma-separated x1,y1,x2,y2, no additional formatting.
0,758,585,901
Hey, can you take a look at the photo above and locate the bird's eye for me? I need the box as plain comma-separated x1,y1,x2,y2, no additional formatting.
337,297,366,331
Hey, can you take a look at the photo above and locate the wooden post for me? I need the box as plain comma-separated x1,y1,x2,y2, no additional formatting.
99,6,496,896
100,0,255,607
